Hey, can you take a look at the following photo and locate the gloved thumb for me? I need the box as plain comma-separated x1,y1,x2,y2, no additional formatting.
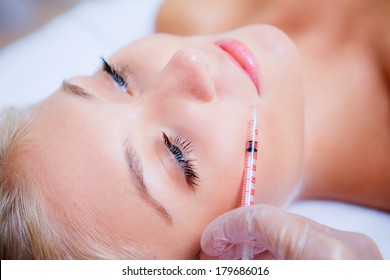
200,205,273,259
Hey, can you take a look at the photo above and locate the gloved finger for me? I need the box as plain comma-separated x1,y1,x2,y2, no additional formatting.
199,242,266,260
200,204,337,259
200,205,274,259
201,204,382,259
219,242,266,260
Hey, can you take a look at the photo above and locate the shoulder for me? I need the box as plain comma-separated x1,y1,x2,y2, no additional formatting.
155,0,253,35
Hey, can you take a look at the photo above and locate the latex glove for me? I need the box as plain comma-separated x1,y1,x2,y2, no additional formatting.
200,204,382,260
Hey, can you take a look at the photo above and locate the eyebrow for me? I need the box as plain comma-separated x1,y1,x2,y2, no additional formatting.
61,81,97,101
62,80,173,224
125,141,173,225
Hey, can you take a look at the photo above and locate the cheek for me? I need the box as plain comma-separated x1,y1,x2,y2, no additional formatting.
187,103,251,214
256,96,304,207
197,129,246,212
255,45,304,205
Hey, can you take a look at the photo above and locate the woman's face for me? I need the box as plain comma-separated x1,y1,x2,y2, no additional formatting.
28,25,303,259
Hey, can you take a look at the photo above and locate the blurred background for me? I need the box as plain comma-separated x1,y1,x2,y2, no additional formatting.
0,0,95,48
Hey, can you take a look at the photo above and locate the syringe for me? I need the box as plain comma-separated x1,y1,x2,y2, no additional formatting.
241,104,259,260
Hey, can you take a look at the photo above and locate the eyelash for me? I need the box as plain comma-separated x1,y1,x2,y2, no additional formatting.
101,58,198,188
162,132,199,189
101,57,128,91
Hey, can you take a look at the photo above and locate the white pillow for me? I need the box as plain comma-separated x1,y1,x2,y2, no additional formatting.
0,0,163,108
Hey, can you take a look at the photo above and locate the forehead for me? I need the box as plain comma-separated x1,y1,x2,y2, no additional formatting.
26,93,130,232
28,93,125,211
26,92,167,247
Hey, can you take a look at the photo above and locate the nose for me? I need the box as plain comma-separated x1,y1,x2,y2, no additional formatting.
154,48,215,102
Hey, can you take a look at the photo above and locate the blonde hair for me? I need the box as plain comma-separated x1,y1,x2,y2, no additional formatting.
0,106,142,259
0,106,61,259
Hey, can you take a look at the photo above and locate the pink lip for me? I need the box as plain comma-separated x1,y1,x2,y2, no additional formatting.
214,38,260,95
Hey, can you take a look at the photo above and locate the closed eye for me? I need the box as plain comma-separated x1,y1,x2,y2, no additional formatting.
162,132,199,190
101,57,128,92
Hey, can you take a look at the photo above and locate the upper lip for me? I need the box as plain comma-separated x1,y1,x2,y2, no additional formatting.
214,38,260,95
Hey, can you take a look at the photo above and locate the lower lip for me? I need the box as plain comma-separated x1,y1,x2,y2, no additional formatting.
214,38,260,95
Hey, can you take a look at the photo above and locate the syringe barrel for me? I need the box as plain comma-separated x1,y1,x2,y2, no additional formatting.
241,107,259,260
241,108,258,206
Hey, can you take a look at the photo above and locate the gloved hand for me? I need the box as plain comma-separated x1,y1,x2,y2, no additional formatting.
200,204,382,260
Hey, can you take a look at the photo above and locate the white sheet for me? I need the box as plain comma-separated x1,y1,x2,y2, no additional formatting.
0,0,389,259
0,0,163,108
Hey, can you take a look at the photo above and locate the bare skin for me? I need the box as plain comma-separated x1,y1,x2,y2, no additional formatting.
156,0,390,211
